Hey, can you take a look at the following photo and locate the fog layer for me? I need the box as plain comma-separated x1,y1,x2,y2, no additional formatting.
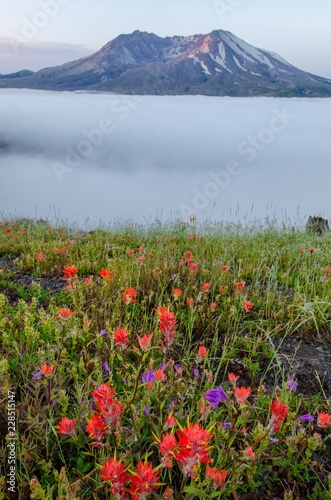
0,89,330,226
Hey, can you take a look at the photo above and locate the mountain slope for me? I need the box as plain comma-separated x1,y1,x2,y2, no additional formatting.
1,29,330,97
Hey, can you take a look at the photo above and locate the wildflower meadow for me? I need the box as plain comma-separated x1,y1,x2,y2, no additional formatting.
0,218,330,499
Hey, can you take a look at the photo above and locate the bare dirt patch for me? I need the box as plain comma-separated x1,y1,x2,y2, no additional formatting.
263,333,331,397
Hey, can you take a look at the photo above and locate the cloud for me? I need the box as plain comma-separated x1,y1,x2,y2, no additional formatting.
0,38,92,74
0,89,330,226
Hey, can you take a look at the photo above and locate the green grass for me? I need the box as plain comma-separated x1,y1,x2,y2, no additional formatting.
0,217,330,499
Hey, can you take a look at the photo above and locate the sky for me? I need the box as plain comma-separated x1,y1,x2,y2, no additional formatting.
0,0,330,77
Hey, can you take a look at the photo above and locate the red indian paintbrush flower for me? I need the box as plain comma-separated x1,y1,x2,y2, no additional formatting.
270,398,288,431
206,465,229,488
165,415,176,429
101,399,124,430
92,382,116,410
324,267,331,278
188,262,198,274
202,283,211,293
228,372,239,384
317,412,331,428
173,288,183,298
242,445,256,460
198,345,208,359
56,417,77,437
100,457,129,499
91,383,124,430
157,307,176,349
114,328,130,350
157,433,178,468
122,287,137,304
175,423,213,478
40,364,54,376
163,486,174,498
243,301,254,313
63,265,78,280
236,281,245,292
99,268,113,283
234,386,252,404
154,369,165,381
187,298,194,309
184,251,193,260
86,414,107,441
58,308,75,320
92,383,116,412
128,462,160,500
136,333,154,351
270,399,288,420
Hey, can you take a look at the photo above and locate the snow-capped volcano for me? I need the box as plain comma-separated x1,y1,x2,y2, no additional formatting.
1,29,330,97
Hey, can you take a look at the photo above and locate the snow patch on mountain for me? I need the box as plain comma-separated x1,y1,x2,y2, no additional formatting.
222,32,276,70
264,50,292,66
233,56,247,72
221,33,255,64
200,60,211,75
209,42,233,73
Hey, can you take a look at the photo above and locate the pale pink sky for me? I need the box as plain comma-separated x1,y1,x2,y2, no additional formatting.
0,0,330,77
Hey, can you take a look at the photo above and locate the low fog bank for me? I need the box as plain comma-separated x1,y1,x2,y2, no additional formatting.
0,90,330,226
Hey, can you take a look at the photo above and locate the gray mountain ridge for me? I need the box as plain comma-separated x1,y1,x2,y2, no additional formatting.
1,29,331,97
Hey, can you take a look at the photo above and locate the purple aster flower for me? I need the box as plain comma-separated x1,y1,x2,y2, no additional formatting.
100,329,107,336
144,405,149,416
298,413,314,423
193,368,199,379
159,363,166,370
102,361,110,375
203,385,228,409
269,437,279,444
142,370,155,384
32,371,42,381
174,364,181,371
286,376,298,392
222,422,232,428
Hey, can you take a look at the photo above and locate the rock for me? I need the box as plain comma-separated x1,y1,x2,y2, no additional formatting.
305,216,329,235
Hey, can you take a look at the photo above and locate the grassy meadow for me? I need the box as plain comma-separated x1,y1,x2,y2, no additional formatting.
0,217,330,499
